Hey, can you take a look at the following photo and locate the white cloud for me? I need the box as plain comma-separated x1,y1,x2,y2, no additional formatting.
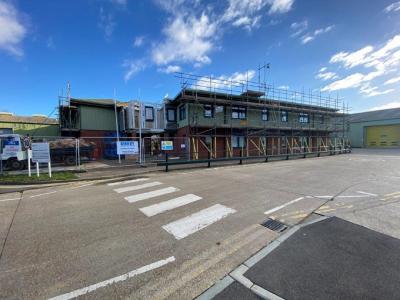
133,36,144,47
385,1,400,13
368,102,400,111
123,59,146,81
194,70,256,90
46,36,55,49
384,76,400,85
0,1,26,57
152,13,217,66
316,71,338,81
301,25,334,44
321,35,400,95
290,20,308,37
267,0,294,14
278,85,289,89
111,0,127,5
98,7,115,40
158,65,181,74
359,83,395,97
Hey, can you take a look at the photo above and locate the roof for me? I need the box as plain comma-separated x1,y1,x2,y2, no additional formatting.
0,114,58,125
69,98,130,108
349,108,400,123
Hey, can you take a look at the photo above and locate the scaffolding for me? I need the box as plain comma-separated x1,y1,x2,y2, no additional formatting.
173,72,350,160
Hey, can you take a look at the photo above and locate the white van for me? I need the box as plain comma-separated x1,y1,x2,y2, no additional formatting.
0,134,28,170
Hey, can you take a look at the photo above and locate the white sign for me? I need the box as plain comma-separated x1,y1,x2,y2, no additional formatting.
32,142,50,163
117,141,139,155
215,106,224,113
161,141,173,151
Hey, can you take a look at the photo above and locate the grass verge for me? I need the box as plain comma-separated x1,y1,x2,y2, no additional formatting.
0,171,78,183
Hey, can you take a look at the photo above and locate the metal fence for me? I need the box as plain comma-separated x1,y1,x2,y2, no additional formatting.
0,134,350,174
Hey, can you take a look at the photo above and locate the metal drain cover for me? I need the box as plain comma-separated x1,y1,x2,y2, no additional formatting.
261,218,288,232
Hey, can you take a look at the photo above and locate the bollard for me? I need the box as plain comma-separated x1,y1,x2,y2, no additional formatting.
239,149,243,165
207,151,211,168
165,152,169,172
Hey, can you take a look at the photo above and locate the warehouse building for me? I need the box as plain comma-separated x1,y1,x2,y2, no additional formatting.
0,112,59,136
349,108,400,148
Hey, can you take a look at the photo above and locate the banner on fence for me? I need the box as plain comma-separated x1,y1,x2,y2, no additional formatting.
161,141,173,151
32,142,50,163
117,141,139,155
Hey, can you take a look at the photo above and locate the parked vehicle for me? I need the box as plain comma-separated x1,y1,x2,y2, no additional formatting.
0,134,96,170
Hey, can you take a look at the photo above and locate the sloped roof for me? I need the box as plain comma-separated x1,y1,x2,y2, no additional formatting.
350,108,400,123
0,114,58,125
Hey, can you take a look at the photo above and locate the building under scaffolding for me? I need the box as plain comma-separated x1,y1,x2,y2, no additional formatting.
164,72,349,160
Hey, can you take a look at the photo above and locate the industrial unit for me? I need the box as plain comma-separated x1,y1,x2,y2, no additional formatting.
0,112,59,136
163,73,349,159
349,108,400,148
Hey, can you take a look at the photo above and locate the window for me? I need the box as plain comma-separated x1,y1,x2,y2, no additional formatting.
232,136,245,148
204,104,214,118
281,111,288,122
179,105,186,121
145,106,154,121
320,115,325,124
167,108,176,122
261,109,268,121
232,106,246,119
299,113,309,123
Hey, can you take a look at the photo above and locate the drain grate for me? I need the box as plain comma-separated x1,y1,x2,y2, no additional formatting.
261,218,288,232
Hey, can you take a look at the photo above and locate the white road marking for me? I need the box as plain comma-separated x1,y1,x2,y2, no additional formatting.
0,197,20,202
162,204,236,240
69,183,94,189
107,178,149,186
113,181,163,194
30,191,57,198
313,195,333,199
336,195,367,198
139,194,202,217
48,256,175,300
356,191,377,197
264,197,305,215
124,187,179,203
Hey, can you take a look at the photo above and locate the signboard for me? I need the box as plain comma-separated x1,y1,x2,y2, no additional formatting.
31,142,50,163
117,141,139,155
215,106,224,113
161,141,173,151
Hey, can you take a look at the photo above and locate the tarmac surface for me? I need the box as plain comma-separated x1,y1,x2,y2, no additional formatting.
0,149,400,299
244,217,400,300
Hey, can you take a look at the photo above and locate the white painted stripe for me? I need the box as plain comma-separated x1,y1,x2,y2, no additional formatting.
162,204,236,240
125,187,179,203
313,195,333,199
30,191,57,198
0,197,20,202
356,191,377,197
107,178,149,186
264,197,305,215
337,195,367,198
139,194,202,217
48,256,175,300
113,181,163,194
69,183,94,189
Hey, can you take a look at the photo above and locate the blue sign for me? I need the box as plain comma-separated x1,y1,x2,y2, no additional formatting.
161,141,173,151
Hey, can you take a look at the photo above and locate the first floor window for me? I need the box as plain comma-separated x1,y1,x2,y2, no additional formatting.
167,108,176,122
145,106,154,121
204,104,214,118
261,109,268,121
232,136,245,148
232,106,246,119
281,111,288,122
299,113,309,123
179,105,186,120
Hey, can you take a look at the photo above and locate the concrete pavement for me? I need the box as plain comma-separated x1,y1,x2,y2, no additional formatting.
0,149,399,299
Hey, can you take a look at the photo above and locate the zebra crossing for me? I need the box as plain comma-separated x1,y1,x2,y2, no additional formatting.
107,178,236,240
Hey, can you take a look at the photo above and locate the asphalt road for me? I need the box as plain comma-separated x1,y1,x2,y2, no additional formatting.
0,149,399,299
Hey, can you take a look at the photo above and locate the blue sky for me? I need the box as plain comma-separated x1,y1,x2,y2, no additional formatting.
0,0,399,116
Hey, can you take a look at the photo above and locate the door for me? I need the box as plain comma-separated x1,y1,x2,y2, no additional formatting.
366,125,400,148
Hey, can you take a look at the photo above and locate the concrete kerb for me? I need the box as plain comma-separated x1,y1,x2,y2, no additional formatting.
197,216,330,300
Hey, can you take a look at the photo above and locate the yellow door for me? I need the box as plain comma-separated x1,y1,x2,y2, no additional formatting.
366,125,400,147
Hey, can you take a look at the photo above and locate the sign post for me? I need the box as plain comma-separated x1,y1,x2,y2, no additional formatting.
32,142,51,178
117,141,139,155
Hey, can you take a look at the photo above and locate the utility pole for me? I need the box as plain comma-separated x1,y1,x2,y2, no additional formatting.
114,88,121,164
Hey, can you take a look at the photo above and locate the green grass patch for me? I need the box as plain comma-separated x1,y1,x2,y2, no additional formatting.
0,171,78,183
